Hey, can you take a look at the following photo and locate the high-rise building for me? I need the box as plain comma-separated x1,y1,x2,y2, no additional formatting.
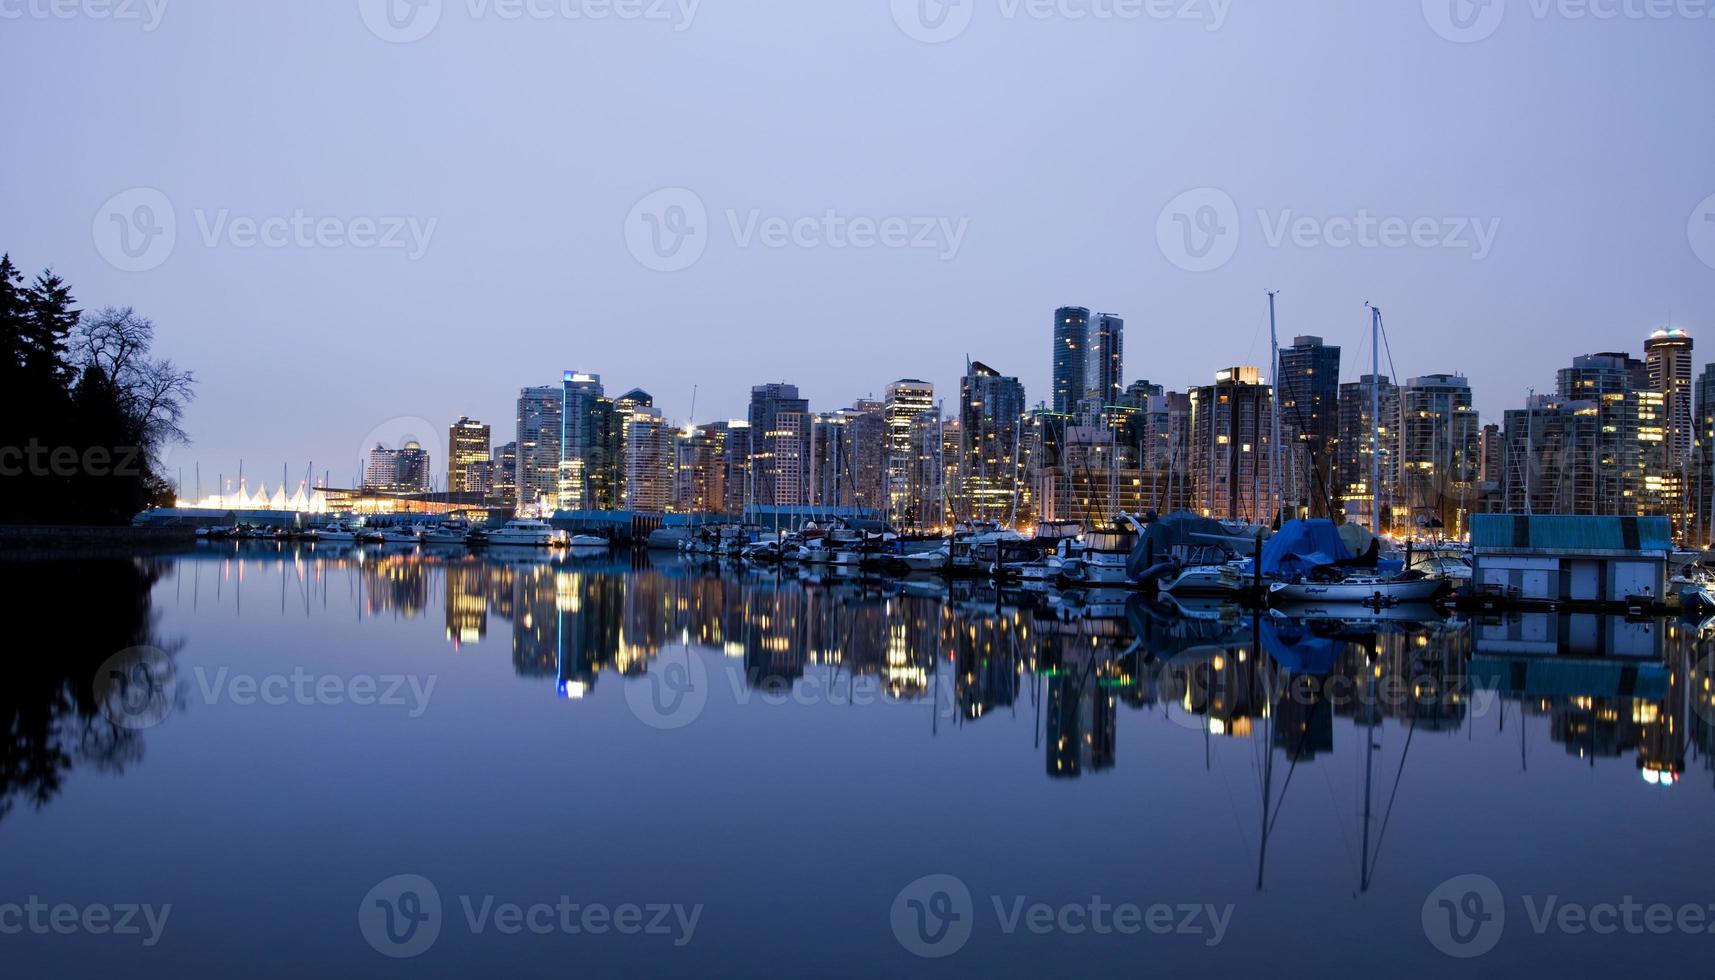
884,380,935,516
961,361,1028,523
490,442,518,509
748,383,812,507
1188,367,1274,522
623,407,674,513
1276,336,1341,518
365,442,431,494
1087,313,1124,406
560,372,621,511
1398,374,1481,535
515,386,562,514
1547,352,1658,518
1139,391,1192,515
1646,328,1695,468
1502,393,1599,517
1052,307,1091,416
906,410,948,529
447,417,490,495
674,421,734,514
1334,375,1399,529
1646,327,1695,536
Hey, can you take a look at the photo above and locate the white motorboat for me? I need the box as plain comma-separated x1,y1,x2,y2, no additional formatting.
902,547,951,572
380,525,424,545
315,522,359,543
487,519,569,547
1269,575,1445,605
567,534,608,549
1159,562,1250,596
1059,527,1137,586
419,523,471,545
355,526,386,544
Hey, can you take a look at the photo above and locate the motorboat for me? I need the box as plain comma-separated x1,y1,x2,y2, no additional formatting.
1158,562,1250,596
901,546,951,572
380,525,424,545
315,522,359,543
419,522,471,545
487,519,569,547
567,534,609,549
1058,526,1138,586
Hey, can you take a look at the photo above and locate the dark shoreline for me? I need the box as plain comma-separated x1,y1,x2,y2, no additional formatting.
0,524,196,557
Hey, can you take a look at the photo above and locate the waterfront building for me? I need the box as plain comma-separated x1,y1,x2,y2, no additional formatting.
1333,375,1399,529
365,441,431,494
1398,374,1481,536
1276,336,1341,518
560,372,622,511
961,361,1028,523
1188,367,1274,523
748,383,812,507
515,386,563,514
1052,306,1090,415
1471,514,1670,606
884,379,935,517
673,421,734,514
447,417,490,495
1037,423,1149,527
623,406,674,513
490,442,518,509
1087,313,1124,406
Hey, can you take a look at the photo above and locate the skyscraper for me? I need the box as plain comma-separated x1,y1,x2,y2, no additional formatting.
490,442,518,510
961,361,1027,523
561,372,621,511
447,417,490,494
1334,375,1398,529
1087,313,1124,406
884,379,935,516
365,442,431,494
1276,336,1341,518
748,383,811,507
1646,327,1694,535
1188,367,1274,522
623,407,674,513
1052,307,1090,416
515,386,563,514
1398,374,1480,535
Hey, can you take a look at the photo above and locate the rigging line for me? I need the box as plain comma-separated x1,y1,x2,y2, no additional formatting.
1363,711,1419,890
1264,693,1328,838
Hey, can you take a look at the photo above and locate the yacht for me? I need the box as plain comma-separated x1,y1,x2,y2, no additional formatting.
380,525,424,545
315,522,359,543
1158,562,1251,596
1059,526,1138,586
567,534,609,549
419,522,472,545
487,519,569,547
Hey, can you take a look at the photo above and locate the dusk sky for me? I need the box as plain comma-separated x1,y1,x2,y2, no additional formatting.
6,0,1713,490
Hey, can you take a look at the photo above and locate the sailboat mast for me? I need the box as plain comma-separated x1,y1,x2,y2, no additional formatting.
1268,291,1283,526
1369,305,1382,536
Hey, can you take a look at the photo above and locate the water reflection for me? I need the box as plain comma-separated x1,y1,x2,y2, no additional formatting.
0,557,175,822
157,544,1715,796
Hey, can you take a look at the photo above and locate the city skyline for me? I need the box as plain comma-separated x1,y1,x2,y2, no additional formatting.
6,5,1711,490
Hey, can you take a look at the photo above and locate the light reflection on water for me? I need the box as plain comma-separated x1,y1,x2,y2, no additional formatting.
5,544,1715,977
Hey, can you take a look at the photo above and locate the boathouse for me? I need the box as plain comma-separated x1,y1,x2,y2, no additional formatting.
1469,514,1671,606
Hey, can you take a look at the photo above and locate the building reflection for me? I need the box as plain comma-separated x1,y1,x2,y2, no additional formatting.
160,546,1715,790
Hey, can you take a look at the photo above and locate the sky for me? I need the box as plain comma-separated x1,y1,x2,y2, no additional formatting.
4,0,1714,491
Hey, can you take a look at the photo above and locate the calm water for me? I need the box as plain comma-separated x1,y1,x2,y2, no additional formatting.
4,545,1715,977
